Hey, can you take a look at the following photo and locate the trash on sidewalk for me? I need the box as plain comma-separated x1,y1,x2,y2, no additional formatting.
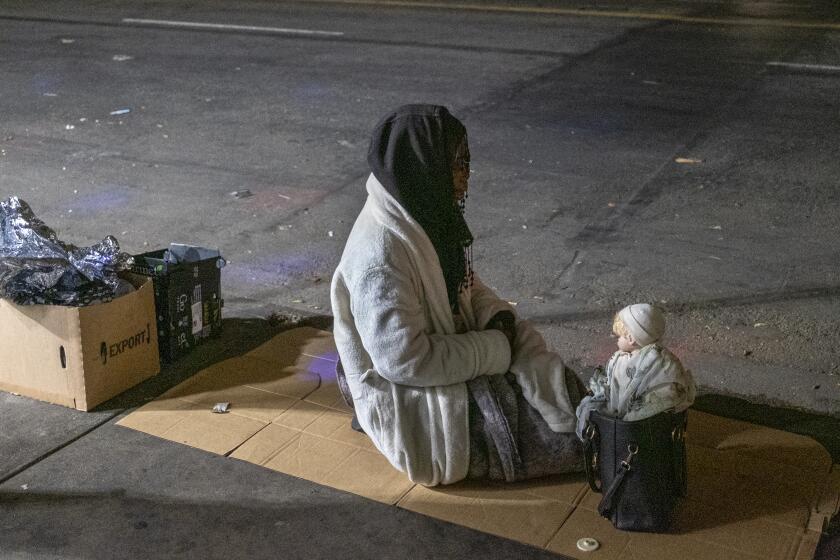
229,189,253,199
0,199,159,411
112,54,134,62
576,538,599,552
132,244,225,363
0,203,159,410
266,311,303,328
212,402,231,414
675,157,703,164
109,108,131,116
0,197,135,306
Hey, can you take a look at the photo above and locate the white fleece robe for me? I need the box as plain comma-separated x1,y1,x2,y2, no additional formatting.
331,174,577,486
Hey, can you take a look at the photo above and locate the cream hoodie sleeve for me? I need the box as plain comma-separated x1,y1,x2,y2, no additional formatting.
469,275,516,330
349,264,512,388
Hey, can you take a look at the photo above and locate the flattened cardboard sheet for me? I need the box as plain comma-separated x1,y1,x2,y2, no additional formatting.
229,423,301,465
687,410,832,472
678,444,813,528
246,326,338,366
318,447,415,505
118,328,836,560
302,378,353,411
572,490,805,560
158,406,266,455
163,355,321,401
232,399,409,504
274,400,374,450
795,530,823,560
117,397,266,455
398,482,576,548
162,365,301,424
827,465,840,516
547,506,768,560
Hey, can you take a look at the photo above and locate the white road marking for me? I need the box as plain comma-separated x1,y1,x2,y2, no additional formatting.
766,61,840,72
286,0,840,30
121,18,344,37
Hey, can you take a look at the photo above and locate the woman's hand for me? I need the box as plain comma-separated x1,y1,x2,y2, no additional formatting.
486,310,516,348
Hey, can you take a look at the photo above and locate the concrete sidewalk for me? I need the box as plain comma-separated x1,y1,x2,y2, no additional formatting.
1,319,570,559
1,318,838,559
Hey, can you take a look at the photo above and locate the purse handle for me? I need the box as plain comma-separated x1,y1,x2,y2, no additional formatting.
583,424,602,493
673,416,688,497
597,443,639,518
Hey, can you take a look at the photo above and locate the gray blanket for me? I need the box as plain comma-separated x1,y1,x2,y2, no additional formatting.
335,360,584,483
466,370,584,482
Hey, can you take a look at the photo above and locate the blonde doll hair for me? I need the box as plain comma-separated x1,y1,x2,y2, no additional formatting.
612,313,630,338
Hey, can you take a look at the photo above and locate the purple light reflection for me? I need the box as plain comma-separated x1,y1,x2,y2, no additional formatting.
32,73,62,95
223,251,326,287
306,356,337,383
295,82,330,99
316,351,340,363
68,186,133,214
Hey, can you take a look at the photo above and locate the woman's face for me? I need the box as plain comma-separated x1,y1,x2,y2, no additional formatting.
452,138,470,202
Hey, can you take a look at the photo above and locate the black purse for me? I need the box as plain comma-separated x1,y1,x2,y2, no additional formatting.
583,409,688,532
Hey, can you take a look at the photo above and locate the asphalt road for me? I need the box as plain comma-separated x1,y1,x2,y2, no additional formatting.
1,0,839,416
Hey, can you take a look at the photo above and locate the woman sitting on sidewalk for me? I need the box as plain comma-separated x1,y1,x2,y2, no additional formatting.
331,104,584,486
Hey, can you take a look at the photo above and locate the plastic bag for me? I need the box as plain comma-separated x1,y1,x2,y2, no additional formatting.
165,243,226,266
0,197,134,306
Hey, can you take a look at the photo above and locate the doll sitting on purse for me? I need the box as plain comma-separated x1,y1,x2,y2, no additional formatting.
575,303,697,440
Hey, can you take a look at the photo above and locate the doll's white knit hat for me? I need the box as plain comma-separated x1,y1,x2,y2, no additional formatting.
618,303,665,347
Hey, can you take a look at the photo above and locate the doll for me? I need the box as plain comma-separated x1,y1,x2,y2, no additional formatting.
576,303,696,439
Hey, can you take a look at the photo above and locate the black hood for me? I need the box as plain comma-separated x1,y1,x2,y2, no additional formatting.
368,104,473,311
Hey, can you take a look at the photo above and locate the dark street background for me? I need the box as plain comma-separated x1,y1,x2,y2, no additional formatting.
2,2,840,559
1,0,838,416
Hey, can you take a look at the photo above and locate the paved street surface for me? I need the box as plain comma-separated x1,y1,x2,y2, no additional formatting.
3,0,839,415
1,1,839,558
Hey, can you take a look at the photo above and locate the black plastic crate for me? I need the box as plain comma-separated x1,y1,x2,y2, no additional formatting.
132,245,224,363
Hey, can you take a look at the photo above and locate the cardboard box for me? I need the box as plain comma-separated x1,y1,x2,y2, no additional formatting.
0,273,160,411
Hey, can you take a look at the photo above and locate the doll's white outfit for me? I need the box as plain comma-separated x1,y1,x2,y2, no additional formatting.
575,344,696,439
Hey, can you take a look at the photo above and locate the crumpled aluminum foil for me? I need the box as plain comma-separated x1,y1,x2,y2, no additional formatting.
0,197,134,306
